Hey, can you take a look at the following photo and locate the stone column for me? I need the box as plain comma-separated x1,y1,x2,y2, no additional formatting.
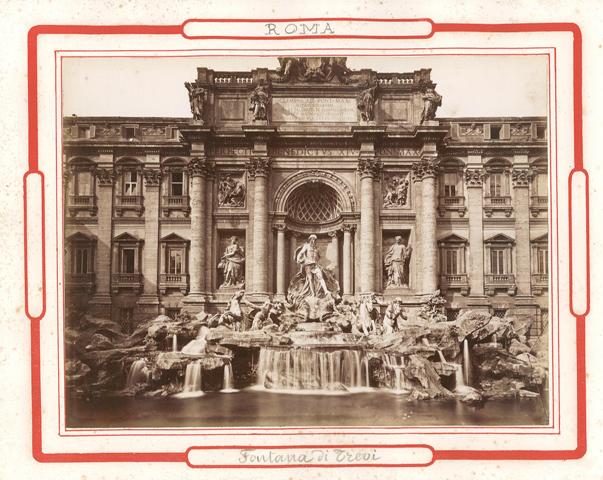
137,166,162,312
89,165,115,316
204,163,215,294
342,224,354,296
411,163,424,293
512,166,533,296
185,158,207,301
328,230,340,280
465,166,486,297
358,158,381,293
247,157,271,295
419,158,439,294
275,225,286,297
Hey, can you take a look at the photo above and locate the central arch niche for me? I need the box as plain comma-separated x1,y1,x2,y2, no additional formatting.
285,182,342,224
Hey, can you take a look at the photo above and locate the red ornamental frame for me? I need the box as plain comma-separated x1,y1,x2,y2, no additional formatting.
23,19,589,465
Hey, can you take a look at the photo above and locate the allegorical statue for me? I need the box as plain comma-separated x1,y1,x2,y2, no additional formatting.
184,81,206,122
357,82,378,122
384,236,412,288
218,236,245,288
286,234,340,311
218,174,246,207
420,87,442,124
249,83,271,121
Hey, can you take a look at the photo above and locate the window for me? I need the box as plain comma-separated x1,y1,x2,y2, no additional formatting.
443,172,459,197
490,124,502,139
536,125,547,139
443,249,459,274
533,172,548,196
490,248,506,274
124,127,136,139
124,170,138,195
168,248,184,274
73,247,89,274
121,248,136,273
74,170,93,196
78,126,91,139
170,171,184,196
492,308,507,319
536,247,548,274
489,173,504,197
446,308,460,322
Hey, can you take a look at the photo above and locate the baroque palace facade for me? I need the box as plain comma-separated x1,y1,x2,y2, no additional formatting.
63,58,549,331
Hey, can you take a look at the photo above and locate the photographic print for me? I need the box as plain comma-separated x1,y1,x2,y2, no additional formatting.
61,54,551,429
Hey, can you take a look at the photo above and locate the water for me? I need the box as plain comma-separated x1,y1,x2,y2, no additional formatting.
125,359,150,388
381,354,409,394
221,363,238,393
174,360,204,398
463,339,472,386
66,391,548,428
256,347,369,392
172,334,178,352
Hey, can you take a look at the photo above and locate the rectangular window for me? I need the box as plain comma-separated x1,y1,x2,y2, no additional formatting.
537,248,548,274
445,249,458,274
75,170,92,196
490,173,503,197
121,248,136,273
170,171,184,196
124,171,138,195
78,126,91,139
443,172,457,197
490,124,502,139
74,247,89,274
490,248,505,274
168,248,183,274
535,173,548,196
124,127,136,139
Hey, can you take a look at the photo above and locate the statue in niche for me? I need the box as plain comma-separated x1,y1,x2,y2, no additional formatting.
218,174,246,207
357,82,378,122
420,87,442,124
249,82,271,121
184,81,206,122
384,236,412,288
383,173,410,208
286,234,340,312
218,236,245,288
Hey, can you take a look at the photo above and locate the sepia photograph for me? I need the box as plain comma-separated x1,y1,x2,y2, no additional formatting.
61,54,550,429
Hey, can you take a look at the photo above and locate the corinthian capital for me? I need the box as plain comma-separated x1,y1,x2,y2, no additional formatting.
357,157,382,179
246,157,272,178
95,167,116,186
511,168,534,188
464,168,486,187
412,159,439,182
142,168,163,187
187,157,207,178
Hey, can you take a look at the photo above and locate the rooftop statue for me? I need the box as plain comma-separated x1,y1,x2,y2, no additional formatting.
184,80,206,122
249,82,271,121
276,57,352,83
420,87,442,124
357,82,378,122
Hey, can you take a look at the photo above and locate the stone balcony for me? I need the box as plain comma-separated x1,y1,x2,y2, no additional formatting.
111,273,143,293
531,273,549,295
66,272,95,293
530,195,548,217
439,273,469,295
115,195,144,217
161,195,190,217
67,195,97,217
485,274,517,296
437,196,467,217
484,196,513,217
159,273,189,294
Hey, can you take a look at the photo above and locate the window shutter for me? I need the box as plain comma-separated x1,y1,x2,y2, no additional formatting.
483,124,491,140
89,125,96,138
501,123,510,140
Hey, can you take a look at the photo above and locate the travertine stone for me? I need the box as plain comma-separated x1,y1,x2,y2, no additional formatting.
275,225,286,295
466,162,485,296
187,158,207,296
513,164,532,295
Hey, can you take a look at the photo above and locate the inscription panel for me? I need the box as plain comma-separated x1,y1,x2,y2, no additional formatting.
272,97,357,123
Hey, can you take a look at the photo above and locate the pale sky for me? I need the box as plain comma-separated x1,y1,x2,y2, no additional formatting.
62,55,548,118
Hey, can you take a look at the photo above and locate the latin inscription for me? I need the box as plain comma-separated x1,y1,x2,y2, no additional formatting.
272,97,357,123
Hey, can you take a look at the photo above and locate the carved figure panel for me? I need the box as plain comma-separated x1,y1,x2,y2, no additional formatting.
382,172,410,208
218,172,246,207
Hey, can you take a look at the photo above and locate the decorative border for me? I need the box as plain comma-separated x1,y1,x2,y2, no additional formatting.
23,19,588,465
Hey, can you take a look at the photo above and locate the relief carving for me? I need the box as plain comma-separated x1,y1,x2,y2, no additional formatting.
382,173,410,208
276,57,352,83
218,172,246,207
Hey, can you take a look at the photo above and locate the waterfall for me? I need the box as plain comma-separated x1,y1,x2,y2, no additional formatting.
175,360,204,398
437,350,446,364
126,359,150,388
382,353,409,394
454,364,465,389
462,339,472,386
221,363,238,393
172,334,178,352
256,347,369,392
492,333,498,347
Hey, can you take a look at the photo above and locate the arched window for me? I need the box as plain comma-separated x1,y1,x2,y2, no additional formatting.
286,183,342,224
